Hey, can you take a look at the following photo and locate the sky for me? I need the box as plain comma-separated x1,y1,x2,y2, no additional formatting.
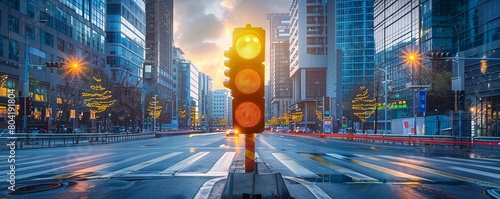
173,0,291,90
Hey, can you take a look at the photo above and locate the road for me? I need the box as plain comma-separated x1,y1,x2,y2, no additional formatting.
1,131,500,198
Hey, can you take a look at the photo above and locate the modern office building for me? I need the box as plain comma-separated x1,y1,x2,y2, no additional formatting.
106,0,145,86
212,89,231,128
177,60,198,129
267,13,292,120
450,0,500,137
327,0,375,130
0,0,107,131
199,72,213,131
143,0,174,125
289,0,328,131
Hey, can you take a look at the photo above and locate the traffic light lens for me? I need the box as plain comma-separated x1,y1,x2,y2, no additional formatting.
235,68,261,94
235,102,262,128
235,33,262,60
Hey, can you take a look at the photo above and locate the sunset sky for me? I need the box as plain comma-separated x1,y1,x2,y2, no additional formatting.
173,0,290,89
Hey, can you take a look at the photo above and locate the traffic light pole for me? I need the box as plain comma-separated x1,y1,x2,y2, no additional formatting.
245,133,255,173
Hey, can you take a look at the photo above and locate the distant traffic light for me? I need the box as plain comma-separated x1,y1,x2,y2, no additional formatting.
457,90,465,110
45,62,65,68
224,24,265,134
26,96,33,116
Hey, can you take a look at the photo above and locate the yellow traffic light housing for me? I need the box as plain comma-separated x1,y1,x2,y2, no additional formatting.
225,24,265,134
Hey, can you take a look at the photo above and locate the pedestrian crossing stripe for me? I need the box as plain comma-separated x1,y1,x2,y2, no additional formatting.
54,153,153,179
161,152,209,175
448,167,500,180
351,154,433,182
272,153,319,179
392,162,500,188
102,152,182,178
206,152,235,175
11,153,114,181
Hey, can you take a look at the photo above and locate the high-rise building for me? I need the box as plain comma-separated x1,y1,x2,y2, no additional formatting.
212,89,232,128
106,0,145,86
0,0,106,131
144,0,174,121
267,13,292,120
327,0,374,130
177,60,198,129
449,0,500,137
199,72,213,131
289,0,328,131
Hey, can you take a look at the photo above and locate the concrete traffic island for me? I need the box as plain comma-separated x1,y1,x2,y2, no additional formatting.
222,161,291,199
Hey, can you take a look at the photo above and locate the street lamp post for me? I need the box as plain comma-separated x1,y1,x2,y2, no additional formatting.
153,95,157,132
22,20,47,135
377,67,391,134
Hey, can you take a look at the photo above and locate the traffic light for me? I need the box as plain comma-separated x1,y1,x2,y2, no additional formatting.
457,90,465,110
224,24,265,134
26,96,33,116
428,52,451,60
45,62,65,68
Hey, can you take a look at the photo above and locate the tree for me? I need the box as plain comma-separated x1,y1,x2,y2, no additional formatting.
352,86,376,123
81,76,115,114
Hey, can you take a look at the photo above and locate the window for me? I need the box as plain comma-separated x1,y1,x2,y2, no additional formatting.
8,15,19,33
41,30,53,47
9,39,19,61
57,38,64,52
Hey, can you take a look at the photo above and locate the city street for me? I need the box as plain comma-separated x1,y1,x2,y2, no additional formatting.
1,132,499,198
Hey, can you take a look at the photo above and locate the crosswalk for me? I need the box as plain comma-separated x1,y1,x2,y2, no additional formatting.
2,150,500,189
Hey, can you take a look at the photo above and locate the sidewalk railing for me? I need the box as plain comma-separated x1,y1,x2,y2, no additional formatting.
280,132,500,150
0,132,155,150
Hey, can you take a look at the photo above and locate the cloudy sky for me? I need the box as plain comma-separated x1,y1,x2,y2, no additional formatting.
173,0,291,89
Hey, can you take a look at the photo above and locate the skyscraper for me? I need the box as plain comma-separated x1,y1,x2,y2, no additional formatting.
267,13,292,120
106,0,146,86
327,0,375,129
289,0,328,131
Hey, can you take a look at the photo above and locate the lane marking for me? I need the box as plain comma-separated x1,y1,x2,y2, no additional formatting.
161,152,209,175
303,153,378,182
256,137,276,149
392,162,500,188
449,166,500,180
283,176,332,199
353,154,432,182
102,152,182,178
408,155,500,171
272,153,319,179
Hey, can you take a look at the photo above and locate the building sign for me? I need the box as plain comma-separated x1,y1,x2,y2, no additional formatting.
418,91,426,113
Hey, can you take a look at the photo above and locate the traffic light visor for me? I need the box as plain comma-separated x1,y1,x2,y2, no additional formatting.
235,68,261,94
235,33,262,60
235,102,262,128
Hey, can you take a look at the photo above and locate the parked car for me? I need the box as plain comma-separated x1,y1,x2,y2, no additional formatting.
119,126,126,133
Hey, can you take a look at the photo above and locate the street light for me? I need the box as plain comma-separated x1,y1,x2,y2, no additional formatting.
153,95,157,132
22,19,47,135
376,67,391,134
403,49,429,135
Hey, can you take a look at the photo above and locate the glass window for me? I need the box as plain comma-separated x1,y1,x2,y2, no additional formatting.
8,15,19,33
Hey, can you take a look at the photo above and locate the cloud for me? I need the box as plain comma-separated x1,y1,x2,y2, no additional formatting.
174,0,291,89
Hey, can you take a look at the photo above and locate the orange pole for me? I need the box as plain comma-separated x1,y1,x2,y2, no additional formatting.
245,133,255,173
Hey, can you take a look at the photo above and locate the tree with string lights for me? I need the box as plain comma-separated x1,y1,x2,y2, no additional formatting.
352,85,376,123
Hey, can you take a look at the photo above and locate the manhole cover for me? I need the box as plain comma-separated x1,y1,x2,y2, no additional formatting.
12,183,62,194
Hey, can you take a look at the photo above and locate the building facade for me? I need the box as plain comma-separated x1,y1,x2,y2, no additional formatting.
289,0,328,131
212,89,231,129
0,0,107,131
143,0,174,126
267,13,292,120
177,60,198,129
327,0,375,131
106,0,145,86
199,72,213,131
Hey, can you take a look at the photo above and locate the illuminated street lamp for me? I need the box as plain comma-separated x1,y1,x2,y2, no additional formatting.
402,48,428,135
